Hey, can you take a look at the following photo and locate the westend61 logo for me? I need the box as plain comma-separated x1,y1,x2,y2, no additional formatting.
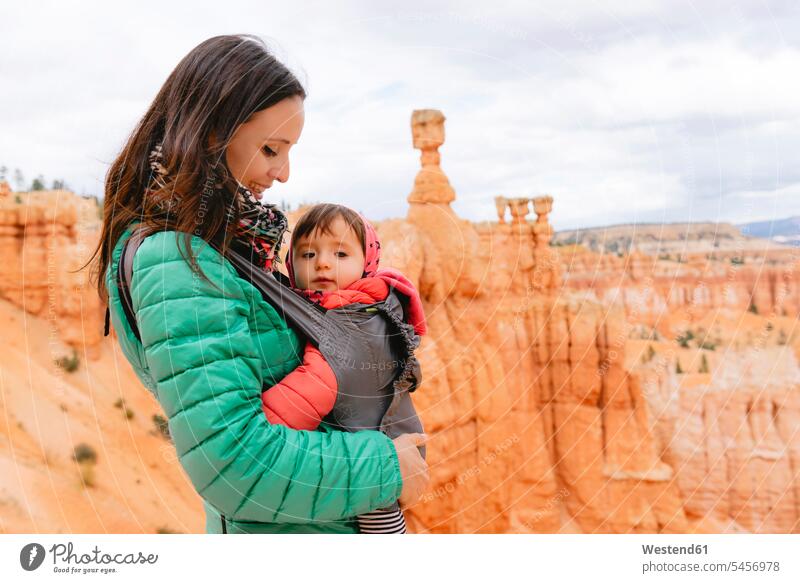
19,542,158,574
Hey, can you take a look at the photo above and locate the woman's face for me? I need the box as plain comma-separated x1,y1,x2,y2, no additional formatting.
225,95,305,199
292,217,366,292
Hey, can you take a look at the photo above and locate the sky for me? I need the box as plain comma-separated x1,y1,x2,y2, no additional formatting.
1,0,798,231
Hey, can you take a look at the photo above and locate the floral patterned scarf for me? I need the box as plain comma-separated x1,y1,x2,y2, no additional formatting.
146,142,288,270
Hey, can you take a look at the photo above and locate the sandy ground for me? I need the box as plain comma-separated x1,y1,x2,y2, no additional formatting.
0,298,204,534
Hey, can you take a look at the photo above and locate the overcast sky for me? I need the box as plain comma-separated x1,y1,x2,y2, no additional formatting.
1,0,798,230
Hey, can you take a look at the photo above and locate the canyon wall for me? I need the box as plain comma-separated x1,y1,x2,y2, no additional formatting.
374,109,800,533
0,190,106,355
377,110,688,533
639,348,800,533
559,246,800,334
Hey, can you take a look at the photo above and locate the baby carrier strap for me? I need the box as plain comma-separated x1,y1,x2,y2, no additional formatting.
115,226,150,342
114,228,332,345
224,248,425,450
222,247,334,345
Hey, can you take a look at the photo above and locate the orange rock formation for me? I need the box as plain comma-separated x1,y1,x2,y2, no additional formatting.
0,190,106,355
376,111,687,532
560,245,800,332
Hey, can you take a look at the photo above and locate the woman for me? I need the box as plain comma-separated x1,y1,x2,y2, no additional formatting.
91,34,429,534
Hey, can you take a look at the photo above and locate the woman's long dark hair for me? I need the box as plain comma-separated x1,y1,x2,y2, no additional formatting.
89,34,306,299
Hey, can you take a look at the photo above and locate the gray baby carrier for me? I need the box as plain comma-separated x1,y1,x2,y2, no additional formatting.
112,228,425,459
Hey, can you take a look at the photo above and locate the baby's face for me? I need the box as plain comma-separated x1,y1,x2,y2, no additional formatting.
292,216,366,292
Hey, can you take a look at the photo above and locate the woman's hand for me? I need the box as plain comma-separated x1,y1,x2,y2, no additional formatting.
392,433,430,507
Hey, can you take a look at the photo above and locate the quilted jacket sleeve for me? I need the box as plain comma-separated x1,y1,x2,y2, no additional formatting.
130,233,403,524
261,343,338,430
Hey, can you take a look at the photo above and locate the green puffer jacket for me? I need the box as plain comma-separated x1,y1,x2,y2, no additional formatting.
105,226,404,533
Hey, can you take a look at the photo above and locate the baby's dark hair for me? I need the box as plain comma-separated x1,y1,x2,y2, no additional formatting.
291,203,366,252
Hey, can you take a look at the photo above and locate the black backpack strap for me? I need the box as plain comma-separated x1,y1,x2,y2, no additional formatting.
103,306,111,336
115,227,151,342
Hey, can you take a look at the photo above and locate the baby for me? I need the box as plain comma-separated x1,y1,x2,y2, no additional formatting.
261,203,427,534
